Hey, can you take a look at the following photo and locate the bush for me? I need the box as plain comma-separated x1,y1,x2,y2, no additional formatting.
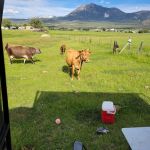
29,18,43,28
138,29,149,33
41,27,49,32
2,19,12,28
12,24,19,29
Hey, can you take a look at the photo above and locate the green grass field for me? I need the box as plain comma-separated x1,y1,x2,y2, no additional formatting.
2,30,150,150
46,20,141,29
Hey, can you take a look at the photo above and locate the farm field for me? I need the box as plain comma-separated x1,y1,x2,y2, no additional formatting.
2,30,150,150
46,20,141,29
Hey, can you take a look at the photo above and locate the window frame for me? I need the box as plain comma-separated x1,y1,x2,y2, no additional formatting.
0,0,12,149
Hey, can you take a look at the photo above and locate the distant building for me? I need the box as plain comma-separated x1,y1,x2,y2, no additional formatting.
110,28,117,32
106,28,117,32
18,26,25,30
25,26,34,30
10,26,17,30
90,29,102,32
1,26,5,30
1,26,9,30
32,28,41,32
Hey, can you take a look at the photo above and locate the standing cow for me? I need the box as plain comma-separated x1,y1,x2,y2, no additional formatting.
5,43,41,64
66,49,91,80
113,41,119,54
60,44,66,55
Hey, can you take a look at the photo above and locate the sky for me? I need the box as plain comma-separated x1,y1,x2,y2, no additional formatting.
3,0,150,19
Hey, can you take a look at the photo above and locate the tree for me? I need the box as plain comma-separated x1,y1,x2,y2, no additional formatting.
13,24,19,29
2,19,12,28
23,23,28,27
29,18,43,28
102,28,106,31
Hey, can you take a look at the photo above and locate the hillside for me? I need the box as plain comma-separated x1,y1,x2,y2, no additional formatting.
7,3,150,28
53,3,150,22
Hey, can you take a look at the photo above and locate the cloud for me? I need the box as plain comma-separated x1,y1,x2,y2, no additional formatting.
4,8,19,14
99,0,104,4
99,0,110,5
3,0,150,18
105,2,110,4
3,0,74,18
116,4,150,13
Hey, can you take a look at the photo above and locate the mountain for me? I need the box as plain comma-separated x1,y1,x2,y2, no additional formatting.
8,3,150,27
55,3,150,22
62,3,126,21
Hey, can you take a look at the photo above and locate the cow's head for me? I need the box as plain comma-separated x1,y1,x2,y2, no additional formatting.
115,43,119,49
35,48,41,54
79,49,91,62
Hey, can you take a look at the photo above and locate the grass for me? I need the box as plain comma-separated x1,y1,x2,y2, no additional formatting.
2,30,150,150
46,21,142,29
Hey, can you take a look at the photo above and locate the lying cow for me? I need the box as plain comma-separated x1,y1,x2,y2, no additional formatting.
66,49,91,80
60,44,66,55
5,43,41,64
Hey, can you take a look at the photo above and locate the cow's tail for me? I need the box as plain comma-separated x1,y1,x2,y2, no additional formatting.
5,43,8,50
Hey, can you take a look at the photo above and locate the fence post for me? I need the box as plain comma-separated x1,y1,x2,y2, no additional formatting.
138,41,143,54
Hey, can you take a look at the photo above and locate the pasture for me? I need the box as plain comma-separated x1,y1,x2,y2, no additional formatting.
2,30,150,150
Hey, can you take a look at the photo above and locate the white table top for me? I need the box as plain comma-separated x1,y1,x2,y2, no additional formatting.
122,127,150,150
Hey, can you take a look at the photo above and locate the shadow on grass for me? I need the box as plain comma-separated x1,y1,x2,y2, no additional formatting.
10,59,41,64
62,65,80,79
62,65,69,74
10,91,150,150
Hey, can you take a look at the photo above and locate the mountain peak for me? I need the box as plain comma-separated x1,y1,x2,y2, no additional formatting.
87,3,99,6
62,3,150,22
75,3,99,11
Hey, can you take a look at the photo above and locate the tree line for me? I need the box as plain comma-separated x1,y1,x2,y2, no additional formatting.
2,18,45,29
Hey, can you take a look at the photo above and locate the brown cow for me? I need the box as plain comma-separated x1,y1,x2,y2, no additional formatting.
5,43,41,64
113,41,119,54
60,44,66,55
66,49,91,80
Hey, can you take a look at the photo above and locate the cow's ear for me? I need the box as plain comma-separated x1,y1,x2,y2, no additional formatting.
88,50,92,54
79,50,83,53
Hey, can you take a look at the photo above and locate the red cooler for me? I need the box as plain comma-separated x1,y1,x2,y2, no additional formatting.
101,101,116,124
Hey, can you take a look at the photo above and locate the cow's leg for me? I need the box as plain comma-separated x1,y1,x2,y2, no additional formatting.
30,57,35,64
80,61,83,70
113,49,116,54
117,48,120,53
77,69,81,80
23,55,28,64
9,58,12,64
69,66,72,76
71,65,75,80
27,55,34,64
9,56,14,64
24,59,26,64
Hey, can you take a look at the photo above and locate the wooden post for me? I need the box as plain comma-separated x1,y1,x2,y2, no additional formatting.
120,37,132,54
138,41,143,53
119,43,128,54
128,43,131,51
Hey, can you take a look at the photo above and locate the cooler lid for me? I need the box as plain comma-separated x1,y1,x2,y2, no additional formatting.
102,101,115,111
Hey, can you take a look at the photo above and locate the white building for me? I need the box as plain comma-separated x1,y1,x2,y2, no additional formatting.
18,26,25,30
